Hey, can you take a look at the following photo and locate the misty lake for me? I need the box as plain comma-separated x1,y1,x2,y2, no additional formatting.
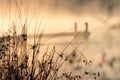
27,26,120,79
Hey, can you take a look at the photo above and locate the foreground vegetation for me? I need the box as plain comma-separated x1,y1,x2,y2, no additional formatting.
0,24,99,80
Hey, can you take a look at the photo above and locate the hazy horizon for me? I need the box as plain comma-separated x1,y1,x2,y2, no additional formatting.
0,0,120,34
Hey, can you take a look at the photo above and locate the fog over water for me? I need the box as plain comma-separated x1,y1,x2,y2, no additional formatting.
0,0,120,78
0,0,120,33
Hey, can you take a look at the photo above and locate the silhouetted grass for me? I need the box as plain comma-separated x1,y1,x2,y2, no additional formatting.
0,23,100,80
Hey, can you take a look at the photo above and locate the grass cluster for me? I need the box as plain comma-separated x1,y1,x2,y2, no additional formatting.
0,24,99,80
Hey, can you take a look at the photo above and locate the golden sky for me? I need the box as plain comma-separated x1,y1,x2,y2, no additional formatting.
0,0,120,34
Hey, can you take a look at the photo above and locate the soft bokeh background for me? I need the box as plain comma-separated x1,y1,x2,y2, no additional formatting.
1,0,120,33
0,0,120,79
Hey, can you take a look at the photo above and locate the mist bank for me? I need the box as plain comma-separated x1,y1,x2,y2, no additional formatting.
1,0,120,16
0,0,120,34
